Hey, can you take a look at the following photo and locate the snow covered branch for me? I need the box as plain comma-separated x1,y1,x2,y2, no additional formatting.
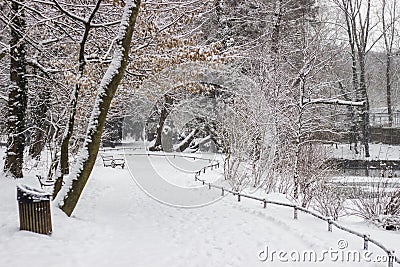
303,98,365,107
50,0,87,24
26,59,60,76
0,93,8,102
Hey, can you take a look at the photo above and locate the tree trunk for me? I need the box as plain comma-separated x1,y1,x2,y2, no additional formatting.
381,0,394,127
358,52,370,157
271,0,282,55
58,0,141,216
29,86,50,159
149,93,173,151
53,1,103,198
386,53,393,127
175,128,199,152
59,1,102,176
4,0,27,178
338,82,358,152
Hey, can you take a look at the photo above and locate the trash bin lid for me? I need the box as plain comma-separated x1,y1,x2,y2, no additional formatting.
17,184,51,203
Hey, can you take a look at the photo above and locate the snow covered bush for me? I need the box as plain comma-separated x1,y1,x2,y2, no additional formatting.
293,144,334,207
347,178,400,229
375,215,400,231
312,182,347,220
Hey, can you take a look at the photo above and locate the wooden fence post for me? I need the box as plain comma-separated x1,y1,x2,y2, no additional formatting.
388,251,394,267
294,207,298,220
327,218,332,232
363,234,369,250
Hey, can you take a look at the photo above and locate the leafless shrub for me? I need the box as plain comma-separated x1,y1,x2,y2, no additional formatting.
346,177,400,229
312,182,347,220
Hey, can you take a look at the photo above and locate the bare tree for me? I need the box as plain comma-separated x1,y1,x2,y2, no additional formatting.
336,0,373,157
58,0,141,216
51,0,110,198
381,0,398,127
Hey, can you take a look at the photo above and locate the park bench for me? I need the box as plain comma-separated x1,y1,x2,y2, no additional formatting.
100,154,125,169
36,175,65,189
36,175,56,189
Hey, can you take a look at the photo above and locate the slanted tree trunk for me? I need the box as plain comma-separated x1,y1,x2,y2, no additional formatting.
175,128,199,152
53,1,103,198
58,0,141,216
4,0,27,178
59,0,102,177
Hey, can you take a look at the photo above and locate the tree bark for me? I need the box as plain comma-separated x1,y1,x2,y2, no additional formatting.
58,0,141,216
382,0,395,127
271,0,282,55
386,54,393,127
357,52,370,157
149,93,173,151
4,0,27,178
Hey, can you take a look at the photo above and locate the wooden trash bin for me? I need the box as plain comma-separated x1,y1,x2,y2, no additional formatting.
17,184,52,235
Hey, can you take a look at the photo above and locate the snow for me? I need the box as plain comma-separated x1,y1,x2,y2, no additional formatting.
0,147,399,266
16,184,51,201
331,143,400,161
304,98,365,107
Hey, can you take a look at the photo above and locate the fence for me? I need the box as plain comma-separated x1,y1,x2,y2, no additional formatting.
193,158,400,267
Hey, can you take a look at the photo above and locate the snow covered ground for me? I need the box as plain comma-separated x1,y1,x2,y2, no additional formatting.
1,148,399,267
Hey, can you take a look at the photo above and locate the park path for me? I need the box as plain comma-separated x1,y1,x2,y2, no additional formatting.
0,150,389,267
